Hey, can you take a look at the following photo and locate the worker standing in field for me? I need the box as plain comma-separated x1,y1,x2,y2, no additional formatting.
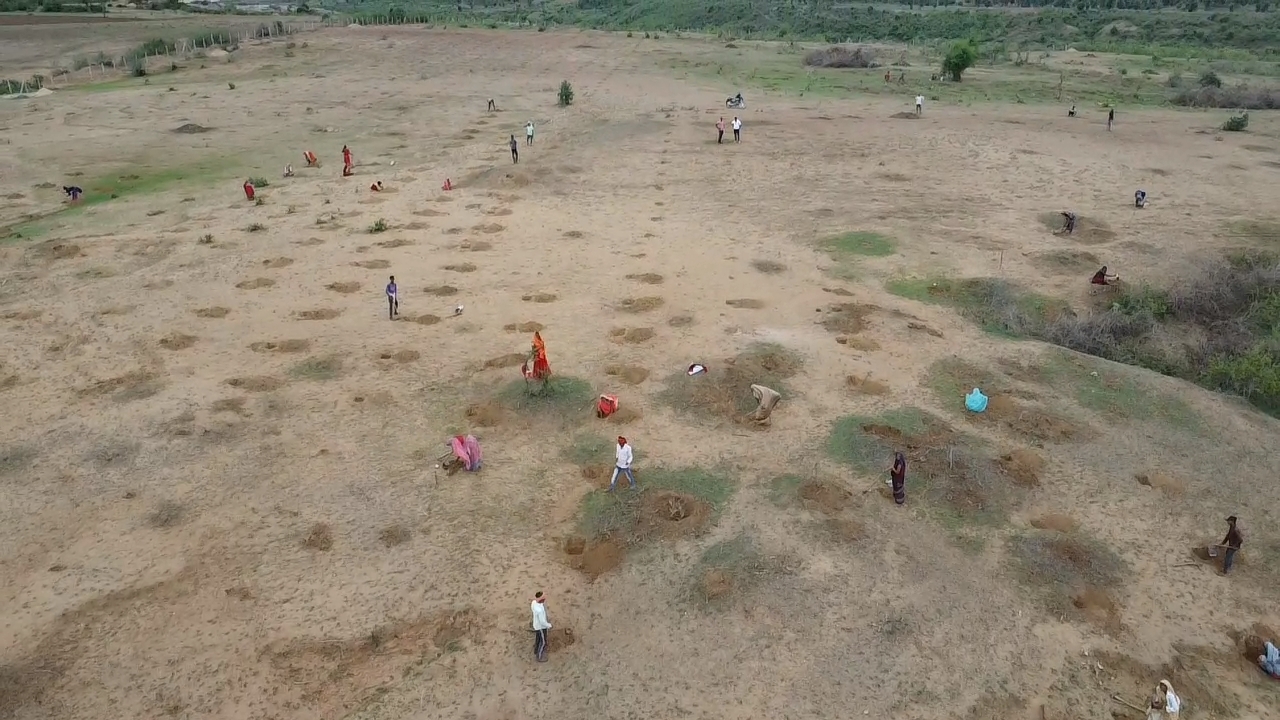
509,134,519,164
342,144,354,177
732,116,742,143
525,120,535,146
1108,107,1115,131
716,116,725,144
916,94,924,116
531,591,551,662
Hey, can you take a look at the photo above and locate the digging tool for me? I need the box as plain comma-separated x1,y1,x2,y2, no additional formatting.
1111,694,1146,713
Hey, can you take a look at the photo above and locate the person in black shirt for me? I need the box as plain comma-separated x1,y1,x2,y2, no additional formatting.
1221,515,1243,575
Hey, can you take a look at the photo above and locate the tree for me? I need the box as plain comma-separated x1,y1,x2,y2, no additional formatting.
557,80,574,107
941,40,978,82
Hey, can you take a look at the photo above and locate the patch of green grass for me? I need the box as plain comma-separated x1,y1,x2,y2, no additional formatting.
659,342,801,421
576,466,735,540
689,532,784,606
925,357,1012,409
821,231,896,258
1039,351,1201,431
289,355,343,381
767,473,804,506
498,376,595,420
886,276,1069,339
826,407,929,473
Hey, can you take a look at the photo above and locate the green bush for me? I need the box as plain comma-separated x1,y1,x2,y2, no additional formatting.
941,40,978,82
1199,69,1223,88
1222,112,1249,131
1205,345,1280,412
247,176,269,188
557,80,574,107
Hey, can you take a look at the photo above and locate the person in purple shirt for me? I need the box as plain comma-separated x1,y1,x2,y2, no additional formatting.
386,275,398,320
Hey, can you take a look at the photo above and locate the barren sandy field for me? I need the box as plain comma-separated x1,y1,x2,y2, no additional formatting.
3,23,1280,720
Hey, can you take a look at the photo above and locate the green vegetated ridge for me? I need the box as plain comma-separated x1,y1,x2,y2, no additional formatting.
328,0,1280,55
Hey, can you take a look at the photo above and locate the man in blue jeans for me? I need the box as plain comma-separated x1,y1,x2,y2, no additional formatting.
1221,515,1243,574
607,436,636,491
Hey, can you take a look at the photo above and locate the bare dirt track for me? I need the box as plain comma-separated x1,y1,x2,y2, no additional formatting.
3,23,1280,720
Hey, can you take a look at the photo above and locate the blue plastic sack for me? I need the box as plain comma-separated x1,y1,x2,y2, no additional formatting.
965,388,988,413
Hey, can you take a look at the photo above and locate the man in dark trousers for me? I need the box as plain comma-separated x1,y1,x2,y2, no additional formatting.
509,134,519,164
531,591,551,662
1107,107,1115,131
1221,516,1243,575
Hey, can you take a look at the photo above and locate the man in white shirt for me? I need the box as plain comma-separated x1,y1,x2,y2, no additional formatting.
915,95,924,116
608,436,636,491
731,116,742,143
531,591,552,662
525,121,535,146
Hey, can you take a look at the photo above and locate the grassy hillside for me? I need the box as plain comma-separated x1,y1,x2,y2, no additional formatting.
329,0,1280,56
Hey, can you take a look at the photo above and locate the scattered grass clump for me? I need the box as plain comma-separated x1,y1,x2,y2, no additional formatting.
576,466,734,543
750,259,787,274
370,218,389,233
289,355,343,381
1038,352,1201,429
690,532,784,605
827,407,1012,527
0,445,37,477
821,231,895,258
563,432,617,467
246,223,267,233
379,524,411,547
887,276,1071,338
1222,112,1250,131
659,343,801,422
496,376,594,420
767,473,805,506
147,500,187,529
802,46,875,68
1007,529,1127,620
247,176,270,188
303,522,334,551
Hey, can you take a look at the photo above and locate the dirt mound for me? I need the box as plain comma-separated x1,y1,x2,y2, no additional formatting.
566,538,625,579
211,397,248,415
250,339,310,353
461,240,492,251
616,296,665,313
822,303,875,334
194,307,230,318
612,327,655,344
352,259,391,269
701,569,734,600
522,292,558,303
377,349,419,363
261,257,293,268
799,480,854,514
172,123,211,134
465,401,504,427
636,491,712,539
413,208,446,217
484,352,526,369
472,223,505,234
326,281,361,294
41,242,83,260
1072,586,1122,632
503,321,544,332
77,370,158,399
891,112,919,119
1030,513,1077,532
605,364,650,385
625,272,664,284
726,298,765,309
423,284,459,296
998,449,1044,487
296,309,341,320
751,259,787,274
235,278,275,289
579,464,611,485
158,333,197,350
408,314,441,325
563,230,584,239
978,396,1082,443
486,207,513,216
1135,472,1187,497
225,376,284,392
846,374,889,395
668,315,694,327
546,627,576,651
375,238,413,249
564,536,586,555
379,524,410,547
1031,249,1101,274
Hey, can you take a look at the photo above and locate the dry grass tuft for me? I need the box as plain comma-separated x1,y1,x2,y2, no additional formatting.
522,292,558,303
423,284,459,296
615,296,665,313
751,259,787,274
379,524,411,547
147,501,187,528
235,278,275,290
625,272,664,285
725,298,765,309
158,333,198,351
295,309,342,321
326,281,361,294
303,522,334,551
503,321,544,333
605,364,650,385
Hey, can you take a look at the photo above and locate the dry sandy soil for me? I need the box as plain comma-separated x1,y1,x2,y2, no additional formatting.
3,21,1280,720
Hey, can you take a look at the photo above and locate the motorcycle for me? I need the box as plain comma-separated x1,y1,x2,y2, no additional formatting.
725,95,746,109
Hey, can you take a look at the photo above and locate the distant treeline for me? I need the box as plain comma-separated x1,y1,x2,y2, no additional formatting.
0,0,106,10
331,0,1280,54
